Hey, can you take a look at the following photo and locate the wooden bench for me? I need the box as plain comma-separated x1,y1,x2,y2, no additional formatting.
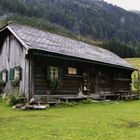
114,91,138,100
60,96,87,102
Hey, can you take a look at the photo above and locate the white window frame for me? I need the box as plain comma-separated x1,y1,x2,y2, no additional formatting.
14,67,21,80
49,66,59,80
2,70,7,82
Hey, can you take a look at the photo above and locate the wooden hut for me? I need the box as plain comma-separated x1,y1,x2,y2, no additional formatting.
0,23,136,101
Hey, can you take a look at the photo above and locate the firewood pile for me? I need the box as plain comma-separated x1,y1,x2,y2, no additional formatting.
13,104,47,110
12,98,47,110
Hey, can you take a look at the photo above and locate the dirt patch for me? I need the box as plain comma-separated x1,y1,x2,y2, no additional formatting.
127,121,139,128
113,119,140,129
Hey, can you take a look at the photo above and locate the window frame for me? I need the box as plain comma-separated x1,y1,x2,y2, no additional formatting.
49,66,59,80
14,66,22,81
99,71,108,83
47,66,63,81
9,66,22,81
2,70,8,82
68,67,77,75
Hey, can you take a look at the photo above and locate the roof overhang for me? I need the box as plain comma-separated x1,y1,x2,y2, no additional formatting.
0,25,29,51
29,49,137,71
7,26,29,50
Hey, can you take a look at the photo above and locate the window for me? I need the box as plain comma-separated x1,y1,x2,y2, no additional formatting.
100,75,107,83
99,71,108,83
114,72,128,79
68,67,77,75
49,66,59,80
9,66,22,81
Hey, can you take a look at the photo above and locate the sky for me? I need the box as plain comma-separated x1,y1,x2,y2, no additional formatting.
104,0,140,11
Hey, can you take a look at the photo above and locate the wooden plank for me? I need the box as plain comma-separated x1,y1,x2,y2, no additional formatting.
0,33,29,98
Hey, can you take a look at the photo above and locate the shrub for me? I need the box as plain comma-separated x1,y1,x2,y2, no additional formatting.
60,101,78,107
10,79,20,88
81,98,93,104
0,96,2,102
49,80,60,93
5,91,26,106
133,72,140,96
6,95,18,106
0,80,6,93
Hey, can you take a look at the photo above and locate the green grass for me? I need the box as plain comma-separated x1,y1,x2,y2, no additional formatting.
1,101,140,140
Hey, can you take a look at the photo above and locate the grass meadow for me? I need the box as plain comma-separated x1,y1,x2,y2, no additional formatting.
1,101,140,140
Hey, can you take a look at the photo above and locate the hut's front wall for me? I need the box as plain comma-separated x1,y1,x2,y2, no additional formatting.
33,55,84,95
0,32,29,98
33,55,132,96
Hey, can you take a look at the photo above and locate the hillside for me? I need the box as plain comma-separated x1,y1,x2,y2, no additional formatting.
0,0,140,43
130,10,140,15
125,58,140,91
125,58,140,70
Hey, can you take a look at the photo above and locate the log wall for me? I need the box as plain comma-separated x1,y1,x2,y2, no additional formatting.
33,55,132,96
33,56,84,95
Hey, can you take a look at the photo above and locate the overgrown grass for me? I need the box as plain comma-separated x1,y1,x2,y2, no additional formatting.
1,101,140,140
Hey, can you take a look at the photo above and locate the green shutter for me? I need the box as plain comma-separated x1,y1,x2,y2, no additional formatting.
0,71,2,80
6,70,8,82
20,67,22,80
58,67,63,80
9,68,14,81
47,66,51,81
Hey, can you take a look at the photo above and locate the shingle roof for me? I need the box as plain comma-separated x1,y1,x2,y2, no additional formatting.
7,23,135,70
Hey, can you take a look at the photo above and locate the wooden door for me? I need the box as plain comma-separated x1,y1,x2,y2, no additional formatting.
89,70,96,94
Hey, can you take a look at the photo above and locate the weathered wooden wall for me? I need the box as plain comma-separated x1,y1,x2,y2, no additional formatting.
33,56,84,95
33,55,132,96
0,30,29,98
113,69,132,91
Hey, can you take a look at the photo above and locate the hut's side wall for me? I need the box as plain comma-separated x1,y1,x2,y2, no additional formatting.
0,33,29,98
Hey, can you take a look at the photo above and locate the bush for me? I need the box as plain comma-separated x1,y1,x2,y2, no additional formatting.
49,80,60,93
4,91,26,106
6,95,18,106
81,98,93,104
60,101,78,107
10,79,20,88
0,96,2,102
0,80,6,93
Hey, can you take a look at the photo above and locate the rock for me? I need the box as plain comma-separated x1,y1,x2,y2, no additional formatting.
12,104,25,110
92,100,100,103
78,89,87,98
2,93,7,99
13,104,47,110
29,98,38,105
